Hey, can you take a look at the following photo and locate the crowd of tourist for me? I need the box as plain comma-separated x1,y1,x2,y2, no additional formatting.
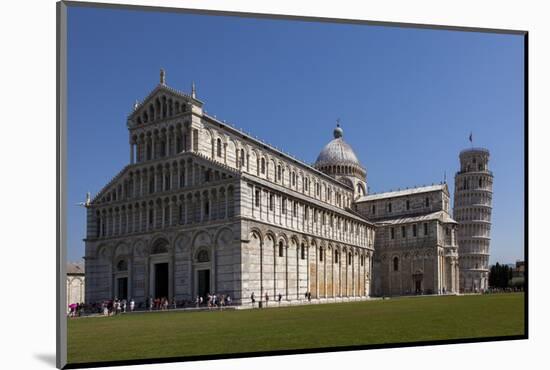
195,293,232,309
68,293,234,317
68,286,523,318
99,298,136,316
248,291,313,308
67,302,86,317
147,297,176,311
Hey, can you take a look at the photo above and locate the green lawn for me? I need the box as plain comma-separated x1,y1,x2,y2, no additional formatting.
67,293,525,364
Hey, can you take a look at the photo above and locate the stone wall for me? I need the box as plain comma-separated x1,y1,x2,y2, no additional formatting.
239,219,373,306
355,186,459,296
85,220,242,306
355,188,450,221
370,218,459,297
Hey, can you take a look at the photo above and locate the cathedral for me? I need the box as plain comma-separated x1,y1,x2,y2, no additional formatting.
83,70,491,306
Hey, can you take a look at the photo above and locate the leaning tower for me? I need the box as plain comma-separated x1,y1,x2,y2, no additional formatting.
453,148,493,293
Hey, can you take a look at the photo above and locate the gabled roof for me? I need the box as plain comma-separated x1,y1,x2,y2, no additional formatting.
375,210,458,225
90,151,241,205
356,184,448,202
91,164,130,204
127,83,203,122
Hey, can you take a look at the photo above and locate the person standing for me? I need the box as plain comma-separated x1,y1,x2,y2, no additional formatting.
250,292,255,308
226,295,231,306
130,298,135,312
278,293,282,306
265,292,269,308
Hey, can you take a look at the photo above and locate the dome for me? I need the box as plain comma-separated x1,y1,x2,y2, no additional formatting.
314,124,362,168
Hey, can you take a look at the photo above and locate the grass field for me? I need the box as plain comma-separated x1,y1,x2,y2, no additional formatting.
67,293,525,364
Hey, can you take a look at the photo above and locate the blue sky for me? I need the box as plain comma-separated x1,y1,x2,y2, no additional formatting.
67,6,524,264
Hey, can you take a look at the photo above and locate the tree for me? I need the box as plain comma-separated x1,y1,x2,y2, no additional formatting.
489,262,513,289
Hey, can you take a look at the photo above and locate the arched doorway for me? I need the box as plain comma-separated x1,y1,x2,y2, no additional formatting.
149,238,171,300
115,259,128,300
413,270,423,294
193,248,212,300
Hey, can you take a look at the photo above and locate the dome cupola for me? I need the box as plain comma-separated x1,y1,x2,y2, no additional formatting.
314,123,367,198
314,124,364,172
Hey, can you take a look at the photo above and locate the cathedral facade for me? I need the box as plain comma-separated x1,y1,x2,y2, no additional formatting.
84,71,473,306
84,71,376,307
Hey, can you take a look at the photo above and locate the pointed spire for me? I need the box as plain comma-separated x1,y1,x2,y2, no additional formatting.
160,68,166,85
191,81,196,99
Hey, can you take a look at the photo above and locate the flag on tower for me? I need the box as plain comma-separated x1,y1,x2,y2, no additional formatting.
469,132,473,143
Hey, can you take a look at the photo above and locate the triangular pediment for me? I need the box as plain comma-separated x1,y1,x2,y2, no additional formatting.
91,151,240,206
127,84,203,126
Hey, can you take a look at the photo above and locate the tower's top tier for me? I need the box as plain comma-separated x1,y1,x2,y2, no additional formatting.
458,148,490,173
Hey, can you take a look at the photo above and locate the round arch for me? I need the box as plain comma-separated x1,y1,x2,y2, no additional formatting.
150,237,170,255
248,227,264,244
